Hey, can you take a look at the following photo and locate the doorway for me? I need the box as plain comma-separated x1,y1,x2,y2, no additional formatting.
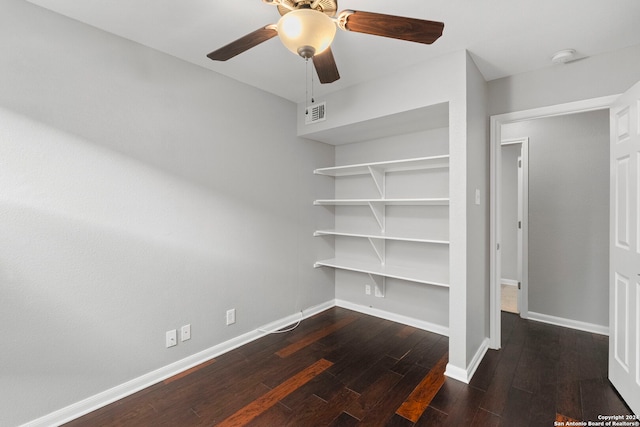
489,95,617,349
500,138,528,316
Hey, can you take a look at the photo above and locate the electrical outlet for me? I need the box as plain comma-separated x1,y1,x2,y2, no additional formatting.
166,329,177,348
226,308,236,326
375,286,385,298
181,324,191,342
365,284,371,295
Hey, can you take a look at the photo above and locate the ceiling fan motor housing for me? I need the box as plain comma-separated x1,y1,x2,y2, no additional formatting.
269,0,338,17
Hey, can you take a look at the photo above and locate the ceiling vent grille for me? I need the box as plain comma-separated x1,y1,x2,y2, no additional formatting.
305,102,326,124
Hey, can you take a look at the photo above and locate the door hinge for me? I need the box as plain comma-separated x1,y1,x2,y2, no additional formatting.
518,220,522,229
518,159,522,168
518,281,521,290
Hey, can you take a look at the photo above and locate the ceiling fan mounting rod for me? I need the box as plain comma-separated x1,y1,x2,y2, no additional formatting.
261,0,294,11
262,0,337,15
287,1,322,10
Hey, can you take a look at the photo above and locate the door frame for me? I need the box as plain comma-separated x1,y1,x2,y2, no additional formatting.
489,95,619,349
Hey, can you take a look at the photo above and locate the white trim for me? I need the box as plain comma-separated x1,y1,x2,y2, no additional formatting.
444,338,490,384
528,311,609,336
501,138,525,146
489,94,619,350
443,364,468,383
501,279,518,287
20,300,335,427
517,140,530,318
256,300,336,333
334,299,449,337
492,95,620,124
334,300,502,379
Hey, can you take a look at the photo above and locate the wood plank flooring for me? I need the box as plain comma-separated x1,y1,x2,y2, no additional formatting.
64,308,633,426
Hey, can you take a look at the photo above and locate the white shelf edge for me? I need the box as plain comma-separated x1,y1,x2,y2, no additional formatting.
313,258,450,288
313,230,450,245
313,198,450,206
314,155,450,176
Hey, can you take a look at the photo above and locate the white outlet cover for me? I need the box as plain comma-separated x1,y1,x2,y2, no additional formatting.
166,329,177,348
181,324,191,342
226,309,236,325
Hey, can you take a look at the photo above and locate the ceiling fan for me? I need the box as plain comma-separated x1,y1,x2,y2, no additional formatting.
207,0,444,84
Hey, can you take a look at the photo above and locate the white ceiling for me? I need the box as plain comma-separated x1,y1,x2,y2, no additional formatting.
25,0,640,103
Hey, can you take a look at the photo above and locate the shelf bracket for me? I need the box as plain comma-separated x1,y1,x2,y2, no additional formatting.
367,201,385,231
367,237,385,264
368,273,385,298
367,166,386,198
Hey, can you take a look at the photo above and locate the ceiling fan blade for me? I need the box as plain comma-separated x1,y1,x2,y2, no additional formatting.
313,47,340,84
207,26,277,61
339,10,444,44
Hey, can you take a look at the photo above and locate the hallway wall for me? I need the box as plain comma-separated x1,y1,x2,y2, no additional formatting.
501,110,610,328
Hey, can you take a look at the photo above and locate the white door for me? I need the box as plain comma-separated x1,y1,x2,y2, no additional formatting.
517,155,523,314
610,80,640,416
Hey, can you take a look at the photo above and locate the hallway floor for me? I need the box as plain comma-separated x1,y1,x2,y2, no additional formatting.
501,283,518,314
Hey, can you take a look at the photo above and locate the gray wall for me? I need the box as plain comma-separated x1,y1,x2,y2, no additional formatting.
489,44,640,116
464,53,490,362
502,110,609,327
501,144,521,281
0,1,334,425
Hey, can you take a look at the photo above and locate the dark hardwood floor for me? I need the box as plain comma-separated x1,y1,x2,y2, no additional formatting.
65,307,632,426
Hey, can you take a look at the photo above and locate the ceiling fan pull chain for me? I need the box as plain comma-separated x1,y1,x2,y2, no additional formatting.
305,58,310,115
311,56,315,104
304,56,316,117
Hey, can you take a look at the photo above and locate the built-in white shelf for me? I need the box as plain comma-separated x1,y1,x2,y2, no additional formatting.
313,153,450,290
314,257,449,288
314,155,450,177
314,230,449,245
313,198,449,206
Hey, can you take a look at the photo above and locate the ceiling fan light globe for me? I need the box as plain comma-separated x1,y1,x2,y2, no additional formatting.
277,9,336,58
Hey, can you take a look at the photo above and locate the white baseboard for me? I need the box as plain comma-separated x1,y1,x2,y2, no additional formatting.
21,300,335,427
444,337,490,384
256,300,335,334
501,279,518,287
334,299,449,337
527,311,609,336
334,300,502,381
24,299,461,426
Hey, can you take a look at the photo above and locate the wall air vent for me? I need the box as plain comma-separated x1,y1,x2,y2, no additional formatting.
305,102,326,125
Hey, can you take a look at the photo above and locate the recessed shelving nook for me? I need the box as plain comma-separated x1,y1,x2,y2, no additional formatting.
300,62,489,381
313,154,450,296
